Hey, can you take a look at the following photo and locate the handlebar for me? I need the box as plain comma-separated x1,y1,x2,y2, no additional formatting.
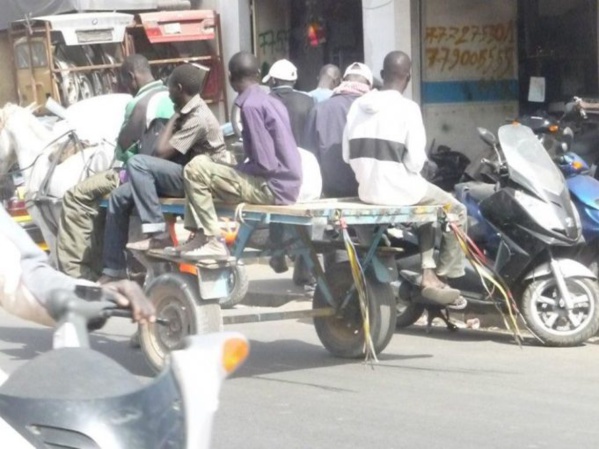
573,96,588,120
47,285,127,323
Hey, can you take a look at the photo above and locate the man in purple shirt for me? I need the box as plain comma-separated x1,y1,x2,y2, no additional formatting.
168,51,302,259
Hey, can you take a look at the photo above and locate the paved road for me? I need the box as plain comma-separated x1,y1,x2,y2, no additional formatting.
1,308,599,449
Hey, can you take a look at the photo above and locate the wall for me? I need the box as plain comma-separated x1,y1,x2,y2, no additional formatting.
362,0,416,99
420,0,518,159
199,0,252,119
253,0,291,77
0,32,18,106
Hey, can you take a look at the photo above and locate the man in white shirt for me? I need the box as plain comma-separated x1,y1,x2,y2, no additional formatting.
342,51,467,307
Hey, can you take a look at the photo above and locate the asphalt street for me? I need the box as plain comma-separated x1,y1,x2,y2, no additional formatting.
1,306,599,449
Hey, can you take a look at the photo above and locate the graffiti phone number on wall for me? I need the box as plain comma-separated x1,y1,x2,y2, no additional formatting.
424,20,516,78
425,21,515,46
426,46,515,77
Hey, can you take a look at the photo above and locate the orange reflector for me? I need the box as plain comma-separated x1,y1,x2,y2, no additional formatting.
179,263,197,275
220,218,238,246
549,125,559,133
222,338,249,374
572,161,584,170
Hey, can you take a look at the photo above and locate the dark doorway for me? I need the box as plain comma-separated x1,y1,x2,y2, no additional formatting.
288,0,364,91
518,0,597,112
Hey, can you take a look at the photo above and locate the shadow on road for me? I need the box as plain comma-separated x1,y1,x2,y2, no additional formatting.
397,325,540,347
232,338,433,379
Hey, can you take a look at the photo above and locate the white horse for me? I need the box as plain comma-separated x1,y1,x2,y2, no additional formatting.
0,94,131,264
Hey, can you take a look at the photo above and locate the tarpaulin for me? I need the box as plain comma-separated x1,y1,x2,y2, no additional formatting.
0,0,159,30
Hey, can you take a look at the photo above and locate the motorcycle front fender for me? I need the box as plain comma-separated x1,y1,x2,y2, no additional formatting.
523,258,597,281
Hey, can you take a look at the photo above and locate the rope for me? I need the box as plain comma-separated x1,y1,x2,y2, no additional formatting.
338,213,378,366
234,202,247,224
0,129,76,180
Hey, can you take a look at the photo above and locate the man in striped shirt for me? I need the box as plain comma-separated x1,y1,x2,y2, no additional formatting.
343,51,467,308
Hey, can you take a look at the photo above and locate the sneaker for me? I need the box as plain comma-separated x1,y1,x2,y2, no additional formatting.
162,232,206,257
126,232,172,252
181,237,230,261
447,296,468,311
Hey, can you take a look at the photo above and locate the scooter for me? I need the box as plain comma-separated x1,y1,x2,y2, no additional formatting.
516,97,599,174
395,124,599,346
0,285,248,449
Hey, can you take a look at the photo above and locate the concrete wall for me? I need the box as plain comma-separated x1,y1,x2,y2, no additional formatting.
195,0,254,119
361,0,519,160
362,0,416,99
0,32,19,106
420,0,518,159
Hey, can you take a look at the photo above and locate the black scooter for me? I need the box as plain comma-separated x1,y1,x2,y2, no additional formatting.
0,286,248,448
395,124,599,346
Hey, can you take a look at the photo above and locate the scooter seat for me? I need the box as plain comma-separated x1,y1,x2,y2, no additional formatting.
0,348,141,400
455,181,497,203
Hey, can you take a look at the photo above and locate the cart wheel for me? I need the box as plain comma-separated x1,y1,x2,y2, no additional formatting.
313,262,397,358
140,272,222,372
219,263,249,309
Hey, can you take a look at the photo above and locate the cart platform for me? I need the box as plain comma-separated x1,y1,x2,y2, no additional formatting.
125,197,441,371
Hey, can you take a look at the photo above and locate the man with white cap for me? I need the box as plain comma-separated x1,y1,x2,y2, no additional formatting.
263,58,315,148
303,61,373,198
294,61,373,286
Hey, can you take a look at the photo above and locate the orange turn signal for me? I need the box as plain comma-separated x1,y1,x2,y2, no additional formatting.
222,338,250,374
572,161,584,170
549,125,559,133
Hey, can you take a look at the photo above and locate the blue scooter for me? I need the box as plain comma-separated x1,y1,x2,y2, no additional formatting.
517,101,599,274
555,150,599,273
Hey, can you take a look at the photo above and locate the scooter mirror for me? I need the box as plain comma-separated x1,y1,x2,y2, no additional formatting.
477,127,498,147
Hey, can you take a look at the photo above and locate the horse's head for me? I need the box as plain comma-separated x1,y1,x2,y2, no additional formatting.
0,102,48,175
0,103,18,176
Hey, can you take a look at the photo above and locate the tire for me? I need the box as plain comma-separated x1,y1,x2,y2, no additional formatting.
78,75,94,100
219,263,249,309
395,296,425,328
521,277,599,346
394,280,425,328
313,262,396,358
140,272,222,372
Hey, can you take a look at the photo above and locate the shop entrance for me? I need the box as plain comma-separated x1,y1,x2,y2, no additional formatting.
518,0,598,111
252,0,364,91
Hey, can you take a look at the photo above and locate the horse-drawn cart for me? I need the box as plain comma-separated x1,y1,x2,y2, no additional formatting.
133,198,440,371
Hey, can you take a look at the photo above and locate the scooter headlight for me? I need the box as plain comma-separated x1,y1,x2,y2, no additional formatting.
514,190,564,231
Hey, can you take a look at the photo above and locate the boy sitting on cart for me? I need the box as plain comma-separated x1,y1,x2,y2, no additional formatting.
164,51,302,259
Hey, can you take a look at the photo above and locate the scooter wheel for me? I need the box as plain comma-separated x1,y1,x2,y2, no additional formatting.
139,272,222,372
521,277,599,346
395,281,425,328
